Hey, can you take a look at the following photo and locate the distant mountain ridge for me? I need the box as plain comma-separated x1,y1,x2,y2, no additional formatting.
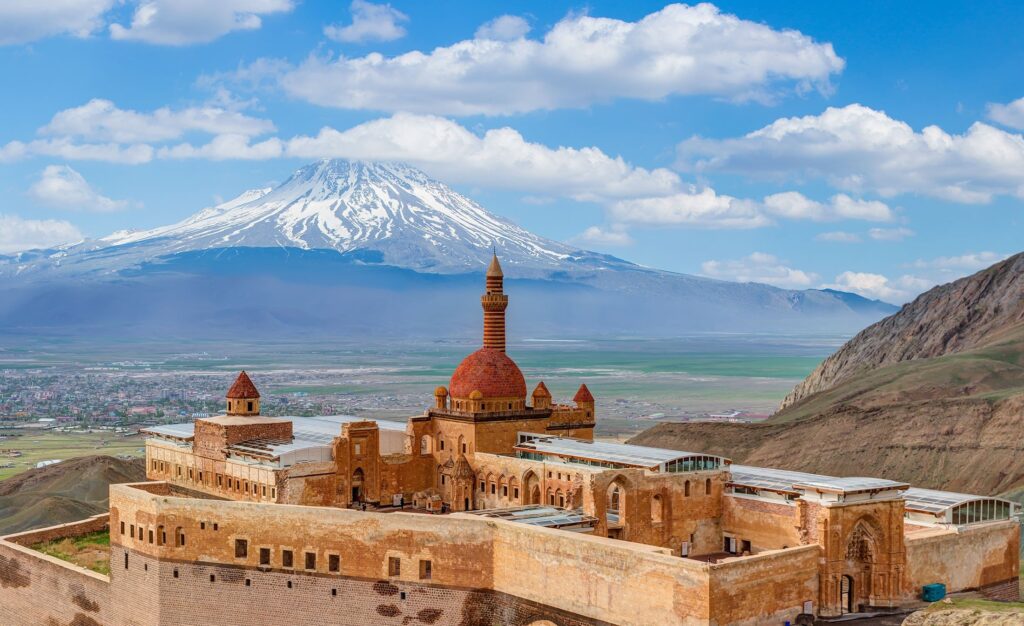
0,159,896,337
629,251,1024,497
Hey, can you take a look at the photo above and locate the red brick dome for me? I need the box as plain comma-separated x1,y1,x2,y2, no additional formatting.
450,348,526,399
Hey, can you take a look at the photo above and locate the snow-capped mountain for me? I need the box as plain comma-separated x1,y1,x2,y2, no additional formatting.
64,160,620,277
0,159,897,338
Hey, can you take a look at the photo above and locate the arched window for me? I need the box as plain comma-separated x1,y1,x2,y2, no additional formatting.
652,494,663,523
684,480,690,497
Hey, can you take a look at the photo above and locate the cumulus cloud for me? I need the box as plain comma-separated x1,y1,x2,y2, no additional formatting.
763,191,892,221
253,3,843,115
0,214,83,254
678,103,1024,203
608,188,769,229
823,271,908,302
109,0,293,45
868,226,914,241
475,15,530,41
700,252,818,289
0,0,115,45
815,231,861,243
571,225,634,247
324,0,408,43
28,165,128,212
158,134,284,160
41,99,276,143
279,113,681,203
987,97,1024,130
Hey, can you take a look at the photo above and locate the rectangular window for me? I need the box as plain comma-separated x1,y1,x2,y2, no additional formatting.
490,483,495,494
439,440,445,451
235,539,248,559
271,488,276,499
328,554,340,572
305,552,316,570
513,488,519,499
419,560,432,580
260,548,271,566
198,471,203,482
388,557,400,577
217,474,223,487
189,469,194,481
152,460,157,471
502,485,508,497
120,521,125,535
148,529,154,544
262,485,267,497
282,550,294,568
130,524,135,538
480,481,485,491
247,401,253,412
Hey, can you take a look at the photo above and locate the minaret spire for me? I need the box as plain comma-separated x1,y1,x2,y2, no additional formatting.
482,253,508,352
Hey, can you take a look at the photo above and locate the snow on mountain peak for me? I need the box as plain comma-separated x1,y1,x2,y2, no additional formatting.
103,159,583,273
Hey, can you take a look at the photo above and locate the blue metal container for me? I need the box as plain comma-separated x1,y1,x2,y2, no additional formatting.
922,583,946,602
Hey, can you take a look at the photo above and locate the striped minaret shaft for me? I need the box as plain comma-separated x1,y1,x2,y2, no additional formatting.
481,253,508,352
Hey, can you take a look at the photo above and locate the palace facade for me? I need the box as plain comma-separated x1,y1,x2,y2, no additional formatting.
0,254,1019,626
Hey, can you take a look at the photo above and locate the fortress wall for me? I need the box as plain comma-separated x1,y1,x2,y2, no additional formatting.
707,545,820,626
0,516,114,626
721,495,802,552
489,519,713,626
905,520,1020,596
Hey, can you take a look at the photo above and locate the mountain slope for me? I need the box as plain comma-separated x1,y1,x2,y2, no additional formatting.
780,252,1024,410
0,455,145,534
0,159,896,337
630,252,1024,496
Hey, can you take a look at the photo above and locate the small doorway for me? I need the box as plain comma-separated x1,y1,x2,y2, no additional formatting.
351,468,364,503
840,575,853,614
464,498,470,511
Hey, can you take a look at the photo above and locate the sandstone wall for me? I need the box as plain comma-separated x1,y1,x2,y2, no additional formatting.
905,520,1020,597
707,546,820,626
0,516,114,626
721,495,801,552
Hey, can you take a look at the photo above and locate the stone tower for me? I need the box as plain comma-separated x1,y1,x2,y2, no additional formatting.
482,253,508,352
226,371,261,416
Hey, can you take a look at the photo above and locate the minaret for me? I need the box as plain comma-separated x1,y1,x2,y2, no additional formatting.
481,253,508,352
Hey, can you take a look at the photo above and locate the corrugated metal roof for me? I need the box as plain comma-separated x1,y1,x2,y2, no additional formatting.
469,505,598,530
141,423,195,440
903,487,1016,514
515,436,725,468
730,465,907,495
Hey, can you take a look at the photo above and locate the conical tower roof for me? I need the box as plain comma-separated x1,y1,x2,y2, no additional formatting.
573,383,594,404
486,252,503,277
226,371,260,399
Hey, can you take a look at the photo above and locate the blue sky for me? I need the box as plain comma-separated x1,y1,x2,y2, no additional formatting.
1,1,1022,303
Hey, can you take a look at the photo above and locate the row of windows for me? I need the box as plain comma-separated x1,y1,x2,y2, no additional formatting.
150,458,276,500
950,500,1013,525
665,456,723,473
420,436,469,456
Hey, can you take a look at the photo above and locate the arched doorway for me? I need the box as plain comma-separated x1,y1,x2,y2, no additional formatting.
605,478,628,539
840,575,854,614
351,468,364,503
523,470,540,505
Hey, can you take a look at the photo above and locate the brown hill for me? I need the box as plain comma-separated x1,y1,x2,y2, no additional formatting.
630,252,1024,498
0,455,145,535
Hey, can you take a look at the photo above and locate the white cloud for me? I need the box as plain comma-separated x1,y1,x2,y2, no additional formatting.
763,191,892,221
815,231,861,243
909,251,1009,271
41,99,276,143
158,134,284,160
28,165,128,212
987,97,1024,130
678,103,1024,203
0,0,115,45
324,0,408,43
572,225,633,247
475,15,530,41
0,214,83,253
868,226,914,241
261,3,842,115
701,252,818,289
824,271,906,302
279,113,681,203
109,0,293,45
608,188,769,229
4,138,155,164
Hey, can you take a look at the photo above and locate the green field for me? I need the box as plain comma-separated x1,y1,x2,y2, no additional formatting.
0,431,145,481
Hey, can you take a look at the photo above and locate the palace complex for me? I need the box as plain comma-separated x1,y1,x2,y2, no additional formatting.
0,254,1019,626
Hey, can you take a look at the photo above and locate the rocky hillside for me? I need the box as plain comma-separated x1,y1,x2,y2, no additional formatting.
631,252,1024,497
780,252,1024,410
0,455,145,535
